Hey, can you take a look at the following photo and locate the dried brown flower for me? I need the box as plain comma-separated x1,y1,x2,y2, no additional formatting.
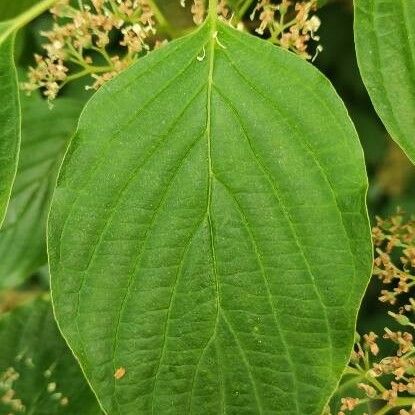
22,0,164,101
250,0,322,60
331,211,415,414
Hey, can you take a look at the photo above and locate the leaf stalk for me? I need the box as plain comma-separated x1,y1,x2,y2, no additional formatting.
208,0,218,20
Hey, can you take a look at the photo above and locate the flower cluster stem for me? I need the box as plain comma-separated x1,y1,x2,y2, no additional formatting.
346,366,388,394
237,0,255,19
374,398,415,415
0,0,58,44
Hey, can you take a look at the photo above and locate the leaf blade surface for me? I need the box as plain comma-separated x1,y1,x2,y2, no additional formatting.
354,0,415,163
49,21,372,415
0,25,20,227
0,94,83,288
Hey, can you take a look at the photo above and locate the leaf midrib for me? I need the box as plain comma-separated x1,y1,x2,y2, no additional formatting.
202,16,265,414
205,13,229,415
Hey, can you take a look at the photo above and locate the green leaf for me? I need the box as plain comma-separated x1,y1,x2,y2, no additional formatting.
317,0,329,6
226,0,250,11
0,0,40,21
0,1,62,230
354,0,415,164
48,19,372,415
0,24,21,228
0,93,83,288
0,296,101,414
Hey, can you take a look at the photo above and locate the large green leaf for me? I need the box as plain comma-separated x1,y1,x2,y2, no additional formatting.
0,24,20,228
0,93,83,288
0,296,101,414
48,17,372,415
354,0,415,164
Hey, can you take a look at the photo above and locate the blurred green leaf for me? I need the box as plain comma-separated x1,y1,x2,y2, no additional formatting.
355,0,415,164
0,296,101,414
0,0,40,21
226,0,249,9
0,0,59,230
0,93,84,289
0,24,21,229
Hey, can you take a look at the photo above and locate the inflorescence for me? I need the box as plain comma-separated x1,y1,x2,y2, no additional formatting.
329,211,415,415
250,0,322,60
22,0,162,101
22,0,322,101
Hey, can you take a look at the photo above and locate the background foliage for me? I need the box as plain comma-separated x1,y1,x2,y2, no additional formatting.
0,0,414,414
